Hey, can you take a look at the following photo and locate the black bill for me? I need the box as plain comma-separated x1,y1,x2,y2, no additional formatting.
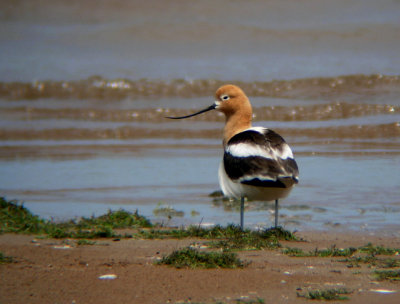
166,104,216,119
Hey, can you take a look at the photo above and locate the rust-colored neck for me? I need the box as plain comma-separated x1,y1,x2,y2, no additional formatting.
222,108,252,147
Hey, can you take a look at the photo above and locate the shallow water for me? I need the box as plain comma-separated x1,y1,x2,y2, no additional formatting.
1,0,400,81
0,0,399,234
1,142,399,233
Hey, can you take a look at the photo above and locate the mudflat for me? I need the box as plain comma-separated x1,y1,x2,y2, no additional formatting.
1,231,400,304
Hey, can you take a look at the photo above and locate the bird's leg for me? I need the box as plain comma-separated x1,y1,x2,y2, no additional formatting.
240,196,245,230
274,199,279,228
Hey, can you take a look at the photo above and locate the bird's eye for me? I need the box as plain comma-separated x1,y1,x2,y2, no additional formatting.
221,95,230,101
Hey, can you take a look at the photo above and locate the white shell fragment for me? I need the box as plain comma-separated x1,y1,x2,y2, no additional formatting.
370,289,396,294
53,245,72,250
98,274,118,280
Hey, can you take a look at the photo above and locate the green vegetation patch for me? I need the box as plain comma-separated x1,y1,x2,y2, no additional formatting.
134,224,239,240
77,209,152,229
169,299,264,304
0,252,13,264
137,224,297,250
0,197,298,249
236,298,265,304
76,239,97,246
283,246,357,257
1,197,49,234
297,288,352,301
284,241,400,282
283,243,400,272
282,247,306,256
207,227,289,251
0,197,151,238
153,203,184,218
358,243,400,256
374,269,400,281
158,247,246,269
341,256,400,268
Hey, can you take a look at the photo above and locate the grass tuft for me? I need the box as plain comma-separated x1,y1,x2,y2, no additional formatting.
0,252,13,264
153,203,184,218
236,298,265,304
0,197,49,234
78,209,153,229
374,269,400,281
206,226,297,251
297,288,352,301
267,226,299,241
283,245,357,257
136,224,297,251
76,239,97,246
340,256,400,268
358,243,399,256
158,247,246,269
312,246,358,257
282,247,306,257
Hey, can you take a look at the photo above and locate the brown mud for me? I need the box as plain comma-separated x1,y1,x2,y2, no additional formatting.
1,231,400,304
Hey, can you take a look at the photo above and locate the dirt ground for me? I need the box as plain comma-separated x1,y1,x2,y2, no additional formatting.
1,231,400,304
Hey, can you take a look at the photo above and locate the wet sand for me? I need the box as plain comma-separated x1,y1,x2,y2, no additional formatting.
1,231,400,304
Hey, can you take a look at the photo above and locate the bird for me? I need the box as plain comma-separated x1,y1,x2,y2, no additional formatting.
167,84,299,229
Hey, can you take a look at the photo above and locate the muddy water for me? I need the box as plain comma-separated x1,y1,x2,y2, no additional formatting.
0,0,399,233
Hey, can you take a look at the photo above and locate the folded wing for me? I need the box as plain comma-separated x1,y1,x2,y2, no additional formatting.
223,127,299,188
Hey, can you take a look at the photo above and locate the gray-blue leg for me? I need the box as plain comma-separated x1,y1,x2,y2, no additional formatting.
240,196,245,230
274,199,279,228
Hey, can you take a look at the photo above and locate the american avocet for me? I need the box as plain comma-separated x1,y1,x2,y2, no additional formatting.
167,84,299,229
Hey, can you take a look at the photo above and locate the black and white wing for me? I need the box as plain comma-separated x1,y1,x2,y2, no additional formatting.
223,127,299,188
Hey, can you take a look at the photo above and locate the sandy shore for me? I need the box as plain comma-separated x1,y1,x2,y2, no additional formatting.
1,231,400,304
